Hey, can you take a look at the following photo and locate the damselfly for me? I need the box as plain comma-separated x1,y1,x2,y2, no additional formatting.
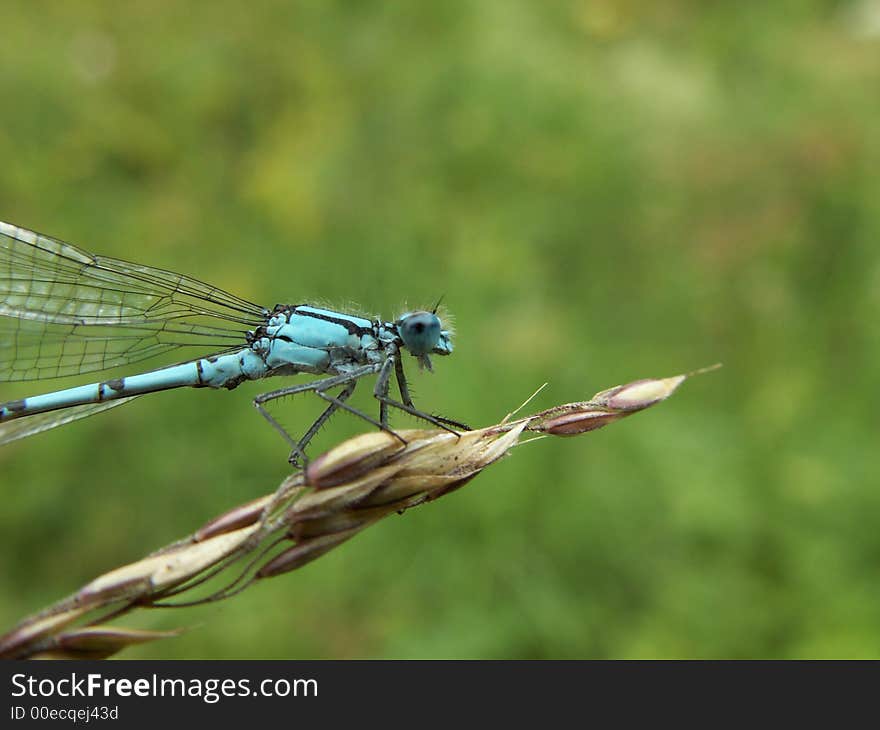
0,221,466,463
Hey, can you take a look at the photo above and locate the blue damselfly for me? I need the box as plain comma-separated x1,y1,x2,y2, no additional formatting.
0,221,465,462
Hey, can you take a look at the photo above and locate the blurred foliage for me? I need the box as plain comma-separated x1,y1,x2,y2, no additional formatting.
1,0,879,658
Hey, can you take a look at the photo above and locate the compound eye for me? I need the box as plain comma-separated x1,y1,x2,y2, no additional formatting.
399,312,442,355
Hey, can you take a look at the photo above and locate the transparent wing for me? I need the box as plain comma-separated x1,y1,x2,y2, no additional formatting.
0,221,268,381
0,397,139,446
0,318,248,381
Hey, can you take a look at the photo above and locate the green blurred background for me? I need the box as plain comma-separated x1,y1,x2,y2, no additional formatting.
1,0,879,658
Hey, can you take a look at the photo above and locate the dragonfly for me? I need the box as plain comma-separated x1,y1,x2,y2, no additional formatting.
0,220,466,464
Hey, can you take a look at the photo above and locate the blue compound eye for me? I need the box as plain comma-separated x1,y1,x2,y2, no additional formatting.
398,312,442,355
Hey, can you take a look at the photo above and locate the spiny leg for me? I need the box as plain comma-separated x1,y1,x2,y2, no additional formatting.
379,354,468,435
314,381,407,445
392,354,471,431
254,365,380,465
394,355,413,408
377,392,465,436
288,380,357,467
376,356,396,428
427,412,471,430
253,402,299,457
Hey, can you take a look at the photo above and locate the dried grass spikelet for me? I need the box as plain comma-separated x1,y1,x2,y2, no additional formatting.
0,366,716,659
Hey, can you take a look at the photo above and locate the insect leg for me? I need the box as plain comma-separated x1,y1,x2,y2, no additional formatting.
254,365,380,464
379,353,468,435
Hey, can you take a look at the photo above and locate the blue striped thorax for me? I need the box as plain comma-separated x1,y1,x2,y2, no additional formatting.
252,305,453,375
